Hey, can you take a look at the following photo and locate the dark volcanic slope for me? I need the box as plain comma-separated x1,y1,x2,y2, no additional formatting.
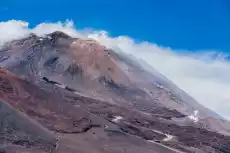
0,32,230,153
0,100,57,153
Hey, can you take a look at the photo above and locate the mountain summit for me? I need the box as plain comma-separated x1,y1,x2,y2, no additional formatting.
0,32,230,153
0,31,218,117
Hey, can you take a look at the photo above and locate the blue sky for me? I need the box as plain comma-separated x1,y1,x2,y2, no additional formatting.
1,0,230,51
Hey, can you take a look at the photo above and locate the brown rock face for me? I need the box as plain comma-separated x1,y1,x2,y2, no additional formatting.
0,32,230,153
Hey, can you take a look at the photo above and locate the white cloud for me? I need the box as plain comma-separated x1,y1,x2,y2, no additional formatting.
0,20,84,47
88,31,230,120
0,20,230,119
0,20,30,46
32,20,85,38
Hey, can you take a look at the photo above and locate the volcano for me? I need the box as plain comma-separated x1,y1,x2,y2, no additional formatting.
0,31,230,153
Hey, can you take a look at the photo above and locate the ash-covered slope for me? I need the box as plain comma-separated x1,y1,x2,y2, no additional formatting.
0,67,172,153
0,67,230,153
0,68,180,153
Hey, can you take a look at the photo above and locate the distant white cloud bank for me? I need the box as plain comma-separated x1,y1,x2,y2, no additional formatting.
1,20,230,119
